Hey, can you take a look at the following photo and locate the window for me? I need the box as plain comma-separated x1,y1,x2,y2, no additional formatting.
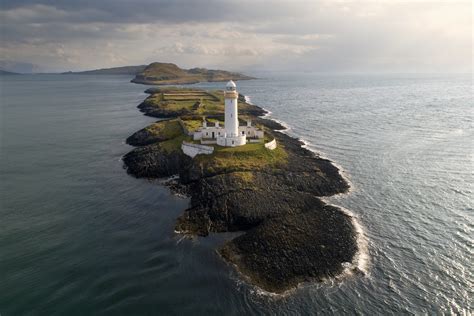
242,131,245,135
232,141,234,145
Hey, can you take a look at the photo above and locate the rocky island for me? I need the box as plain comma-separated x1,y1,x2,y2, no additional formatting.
131,62,255,85
123,82,360,294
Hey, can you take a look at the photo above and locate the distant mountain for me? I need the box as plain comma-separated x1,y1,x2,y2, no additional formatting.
0,69,20,75
0,61,42,73
131,62,255,85
63,65,147,75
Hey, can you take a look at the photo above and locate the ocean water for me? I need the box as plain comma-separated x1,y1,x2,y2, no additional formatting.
0,73,472,315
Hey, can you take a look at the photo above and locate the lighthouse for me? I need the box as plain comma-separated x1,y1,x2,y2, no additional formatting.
216,80,247,147
191,80,264,148
224,80,239,138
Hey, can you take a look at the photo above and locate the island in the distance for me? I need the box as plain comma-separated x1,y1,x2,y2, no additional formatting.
131,62,255,85
123,80,361,294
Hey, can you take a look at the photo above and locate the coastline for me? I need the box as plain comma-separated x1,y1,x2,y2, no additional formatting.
254,97,368,278
123,86,363,294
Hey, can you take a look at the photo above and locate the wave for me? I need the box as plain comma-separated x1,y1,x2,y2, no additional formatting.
336,206,370,277
256,105,292,132
300,138,355,195
244,95,253,105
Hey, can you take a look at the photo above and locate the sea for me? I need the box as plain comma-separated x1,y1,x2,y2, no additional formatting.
0,73,472,315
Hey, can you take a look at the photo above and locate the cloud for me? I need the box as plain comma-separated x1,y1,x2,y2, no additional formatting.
155,43,259,57
0,0,471,72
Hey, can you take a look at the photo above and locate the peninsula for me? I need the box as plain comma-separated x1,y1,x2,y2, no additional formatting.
123,81,359,294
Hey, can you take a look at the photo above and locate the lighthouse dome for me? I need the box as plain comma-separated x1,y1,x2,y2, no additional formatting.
226,80,236,91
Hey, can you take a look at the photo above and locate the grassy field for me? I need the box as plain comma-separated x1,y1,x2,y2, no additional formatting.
160,134,193,153
145,119,182,139
196,141,288,173
181,119,202,132
143,87,257,117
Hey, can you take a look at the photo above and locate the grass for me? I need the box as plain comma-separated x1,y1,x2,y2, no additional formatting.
160,134,192,153
143,87,257,117
196,141,288,173
181,119,203,132
206,118,224,124
233,171,254,183
145,119,182,139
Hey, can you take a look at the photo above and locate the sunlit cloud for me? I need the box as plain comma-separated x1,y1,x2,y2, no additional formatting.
0,0,471,73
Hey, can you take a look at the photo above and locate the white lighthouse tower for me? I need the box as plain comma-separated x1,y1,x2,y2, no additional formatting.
216,80,247,147
225,80,239,138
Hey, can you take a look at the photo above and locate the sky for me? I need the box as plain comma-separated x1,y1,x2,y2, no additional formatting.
0,0,472,73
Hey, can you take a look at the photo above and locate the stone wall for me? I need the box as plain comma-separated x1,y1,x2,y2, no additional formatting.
177,118,193,136
264,139,277,150
181,142,214,158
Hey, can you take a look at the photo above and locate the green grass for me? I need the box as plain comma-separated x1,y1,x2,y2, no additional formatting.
181,119,203,132
160,134,192,153
196,141,288,173
145,119,182,139
144,119,287,173
233,171,254,183
143,87,256,117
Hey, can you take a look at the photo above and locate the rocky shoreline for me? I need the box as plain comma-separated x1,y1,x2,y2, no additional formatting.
123,88,359,294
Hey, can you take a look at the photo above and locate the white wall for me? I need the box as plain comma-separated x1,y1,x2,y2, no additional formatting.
181,142,214,158
264,139,277,150
225,96,238,137
217,135,246,147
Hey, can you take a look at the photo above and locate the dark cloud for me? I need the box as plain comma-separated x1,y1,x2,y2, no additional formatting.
0,0,304,24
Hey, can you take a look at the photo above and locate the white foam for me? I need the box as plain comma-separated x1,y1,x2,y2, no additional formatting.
300,138,355,195
336,206,370,277
248,95,369,293
244,95,253,105
257,106,291,132
300,141,367,276
229,207,370,299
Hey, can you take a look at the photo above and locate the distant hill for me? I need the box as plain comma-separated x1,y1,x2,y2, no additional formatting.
63,65,147,75
0,61,41,73
0,69,20,75
131,62,255,85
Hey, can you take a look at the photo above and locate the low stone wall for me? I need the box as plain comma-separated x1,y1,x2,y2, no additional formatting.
177,118,193,136
181,142,214,158
201,139,217,145
264,139,277,150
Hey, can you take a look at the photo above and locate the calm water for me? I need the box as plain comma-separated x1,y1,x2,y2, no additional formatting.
0,73,472,315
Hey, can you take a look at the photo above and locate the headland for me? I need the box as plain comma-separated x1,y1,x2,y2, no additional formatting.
123,85,359,294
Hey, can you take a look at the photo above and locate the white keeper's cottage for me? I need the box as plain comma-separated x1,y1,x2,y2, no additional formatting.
192,80,264,147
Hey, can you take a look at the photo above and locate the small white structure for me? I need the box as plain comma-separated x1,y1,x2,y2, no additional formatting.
181,142,214,158
192,80,264,147
264,138,277,150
